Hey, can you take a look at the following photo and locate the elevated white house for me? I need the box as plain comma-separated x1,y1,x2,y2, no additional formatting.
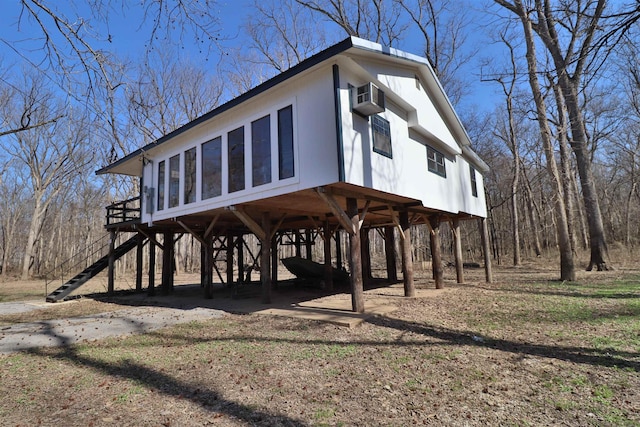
49,37,490,310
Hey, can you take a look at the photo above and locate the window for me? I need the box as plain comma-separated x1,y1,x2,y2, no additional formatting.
169,154,180,208
278,105,294,179
372,115,392,158
252,115,271,187
470,164,478,197
202,137,222,199
427,146,446,177
228,126,245,193
157,160,165,211
184,147,196,204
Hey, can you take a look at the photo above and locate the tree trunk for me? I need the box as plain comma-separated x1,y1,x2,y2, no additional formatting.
555,78,609,270
516,6,575,281
21,197,46,280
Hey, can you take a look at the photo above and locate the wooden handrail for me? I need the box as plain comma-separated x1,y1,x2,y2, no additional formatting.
106,196,141,226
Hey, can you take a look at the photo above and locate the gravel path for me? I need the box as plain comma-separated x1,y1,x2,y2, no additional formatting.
0,304,225,354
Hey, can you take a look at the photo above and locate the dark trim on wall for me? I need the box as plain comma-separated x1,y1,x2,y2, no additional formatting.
333,64,345,182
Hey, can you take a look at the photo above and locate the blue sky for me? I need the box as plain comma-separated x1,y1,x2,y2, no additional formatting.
0,1,500,114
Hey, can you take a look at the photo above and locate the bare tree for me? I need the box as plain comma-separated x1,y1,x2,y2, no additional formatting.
397,0,475,105
494,0,640,270
295,0,408,46
495,0,575,280
246,0,328,73
490,33,522,266
128,51,225,143
3,75,92,279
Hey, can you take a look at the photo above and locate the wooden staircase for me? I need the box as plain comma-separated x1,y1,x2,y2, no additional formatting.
46,235,141,302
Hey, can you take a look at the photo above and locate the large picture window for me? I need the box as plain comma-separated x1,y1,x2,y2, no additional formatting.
184,147,196,204
427,146,446,178
202,137,222,199
157,160,165,211
252,115,271,187
228,126,245,193
278,105,294,179
372,115,392,158
169,154,180,207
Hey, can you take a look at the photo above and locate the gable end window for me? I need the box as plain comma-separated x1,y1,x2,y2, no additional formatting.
372,115,392,158
427,146,446,178
470,164,478,197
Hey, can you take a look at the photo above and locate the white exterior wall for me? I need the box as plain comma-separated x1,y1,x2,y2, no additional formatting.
140,66,340,225
339,63,486,217
135,50,487,224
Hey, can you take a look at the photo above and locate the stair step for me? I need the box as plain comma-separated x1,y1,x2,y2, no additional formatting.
46,235,142,302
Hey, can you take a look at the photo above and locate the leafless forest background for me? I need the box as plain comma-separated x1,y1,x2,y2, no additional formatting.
1,0,639,284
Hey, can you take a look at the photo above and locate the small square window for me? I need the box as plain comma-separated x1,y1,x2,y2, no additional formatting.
427,146,446,177
372,115,392,158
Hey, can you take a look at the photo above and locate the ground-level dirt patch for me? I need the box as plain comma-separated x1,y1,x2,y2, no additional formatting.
0,258,639,426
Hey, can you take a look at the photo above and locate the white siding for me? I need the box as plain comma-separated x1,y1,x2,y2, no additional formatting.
339,64,486,216
140,66,340,225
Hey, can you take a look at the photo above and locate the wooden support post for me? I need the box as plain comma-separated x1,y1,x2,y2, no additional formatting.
295,231,302,257
226,232,234,287
399,210,415,297
360,227,372,286
271,233,278,288
108,230,116,296
479,217,493,283
148,233,156,296
237,235,244,284
429,216,444,289
305,229,313,260
346,198,364,313
452,218,465,284
203,234,214,299
261,212,272,304
135,233,144,292
200,243,206,287
161,231,174,295
384,225,397,282
335,230,343,271
323,218,333,292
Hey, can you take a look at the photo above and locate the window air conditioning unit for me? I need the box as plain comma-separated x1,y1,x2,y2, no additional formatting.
352,82,385,115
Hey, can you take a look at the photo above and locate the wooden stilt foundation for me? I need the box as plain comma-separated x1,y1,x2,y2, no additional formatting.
384,225,397,283
479,217,493,283
347,198,364,313
429,215,444,289
452,218,464,284
399,210,415,297
261,212,272,304
148,234,156,296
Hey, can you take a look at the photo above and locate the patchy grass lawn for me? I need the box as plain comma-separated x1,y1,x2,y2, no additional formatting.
0,261,639,426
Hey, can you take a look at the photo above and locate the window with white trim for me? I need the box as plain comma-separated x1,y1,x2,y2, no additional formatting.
470,164,478,197
372,115,392,158
427,146,446,177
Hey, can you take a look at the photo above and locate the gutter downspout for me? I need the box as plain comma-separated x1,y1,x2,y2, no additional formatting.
333,64,345,182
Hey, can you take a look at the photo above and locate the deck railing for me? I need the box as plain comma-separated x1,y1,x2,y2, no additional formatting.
106,196,141,226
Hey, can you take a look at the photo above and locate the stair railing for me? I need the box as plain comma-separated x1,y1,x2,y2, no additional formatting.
106,196,141,226
43,233,113,296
